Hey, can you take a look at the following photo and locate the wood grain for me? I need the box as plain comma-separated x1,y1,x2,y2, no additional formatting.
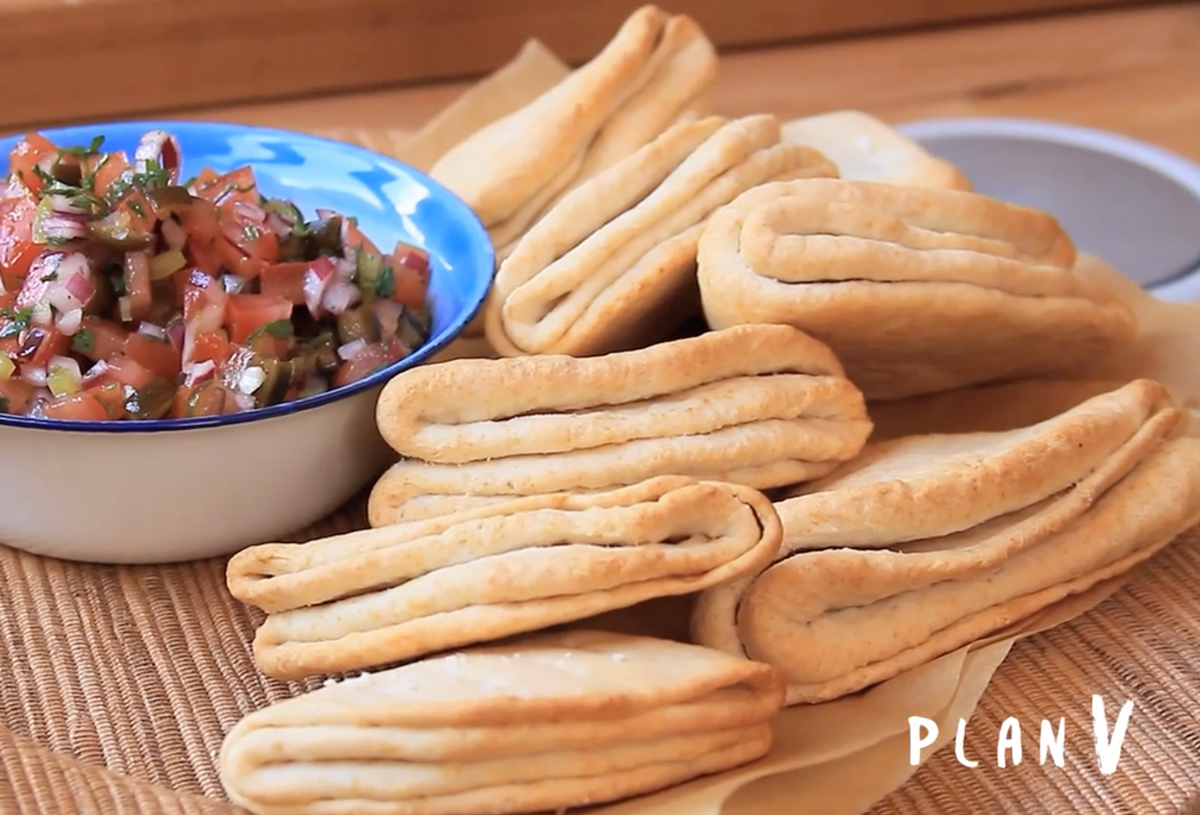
188,3,1200,163
0,0,1162,132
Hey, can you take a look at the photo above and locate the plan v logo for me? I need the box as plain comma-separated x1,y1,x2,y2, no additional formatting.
909,696,1135,773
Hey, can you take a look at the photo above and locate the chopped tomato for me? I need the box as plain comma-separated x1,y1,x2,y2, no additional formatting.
7,133,58,194
0,180,40,279
181,272,229,339
332,342,392,387
42,384,127,421
176,201,224,277
388,242,431,308
190,329,231,366
103,355,156,390
225,293,292,344
25,327,69,368
76,317,130,362
218,211,278,279
123,332,180,381
259,262,309,304
0,377,36,413
86,151,130,200
195,166,259,207
343,219,380,255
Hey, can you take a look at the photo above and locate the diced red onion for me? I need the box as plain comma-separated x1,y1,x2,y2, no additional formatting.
337,338,368,361
138,322,166,340
335,257,356,279
232,391,256,412
30,301,52,327
166,321,185,350
161,217,188,251
65,269,95,303
48,194,89,216
183,359,216,387
302,257,337,317
82,359,110,385
39,215,88,242
232,200,267,224
320,279,361,316
315,208,337,221
264,213,293,238
22,366,47,387
57,308,83,337
371,299,404,340
134,130,181,181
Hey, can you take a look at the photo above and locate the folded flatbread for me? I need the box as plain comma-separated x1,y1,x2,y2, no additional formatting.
430,5,717,246
369,324,872,526
781,110,972,190
691,380,1200,704
229,476,782,679
220,629,785,815
484,114,839,357
696,178,1138,401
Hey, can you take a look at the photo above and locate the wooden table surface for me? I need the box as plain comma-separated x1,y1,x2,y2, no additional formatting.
183,2,1200,162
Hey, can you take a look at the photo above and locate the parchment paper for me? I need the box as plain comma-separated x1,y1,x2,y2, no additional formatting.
314,41,1200,815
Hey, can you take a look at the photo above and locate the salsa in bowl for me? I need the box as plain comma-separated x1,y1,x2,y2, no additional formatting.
0,121,492,563
1,129,439,423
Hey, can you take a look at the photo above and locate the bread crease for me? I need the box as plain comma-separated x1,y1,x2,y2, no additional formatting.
692,381,1200,704
369,325,872,526
229,476,783,680
697,178,1138,401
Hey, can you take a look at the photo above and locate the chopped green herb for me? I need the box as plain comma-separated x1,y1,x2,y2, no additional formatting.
71,327,95,354
110,272,126,296
374,264,396,299
127,199,145,218
0,306,33,338
40,269,59,282
58,135,106,158
0,397,8,413
246,319,294,344
242,224,262,242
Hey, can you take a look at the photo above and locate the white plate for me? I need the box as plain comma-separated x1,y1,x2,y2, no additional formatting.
897,117,1200,302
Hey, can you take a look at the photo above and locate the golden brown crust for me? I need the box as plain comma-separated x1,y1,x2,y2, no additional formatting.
219,630,785,815
696,179,1138,401
228,477,783,680
428,5,673,227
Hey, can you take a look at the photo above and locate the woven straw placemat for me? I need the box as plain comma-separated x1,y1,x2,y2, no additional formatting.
1,496,1198,815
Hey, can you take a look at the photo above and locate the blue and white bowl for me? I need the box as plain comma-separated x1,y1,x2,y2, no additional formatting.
0,121,492,564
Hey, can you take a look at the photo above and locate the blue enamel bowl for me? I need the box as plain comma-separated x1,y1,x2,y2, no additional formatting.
0,121,492,563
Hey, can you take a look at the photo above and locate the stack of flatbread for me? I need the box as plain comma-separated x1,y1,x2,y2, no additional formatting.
696,177,1138,401
215,6,1200,815
692,380,1200,703
367,324,872,526
227,476,782,680
483,114,838,357
220,630,786,815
